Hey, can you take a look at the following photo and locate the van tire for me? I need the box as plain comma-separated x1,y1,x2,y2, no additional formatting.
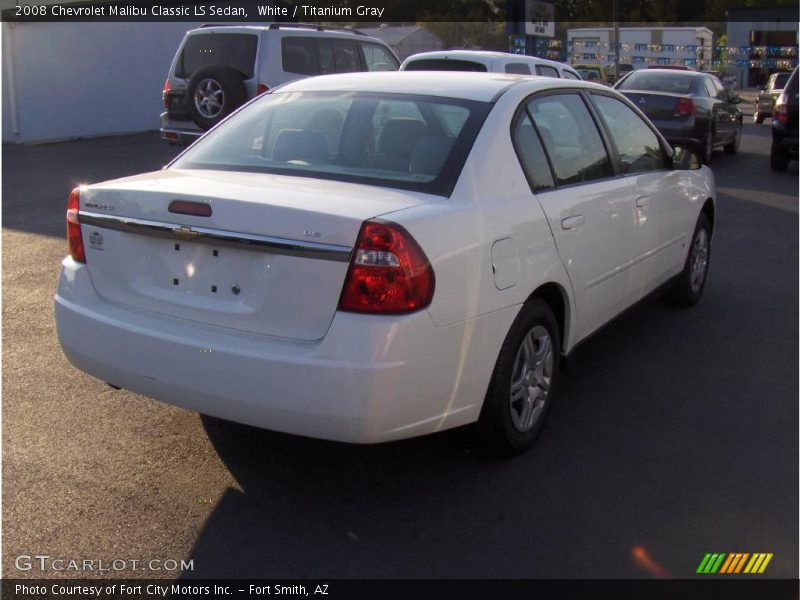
187,66,247,131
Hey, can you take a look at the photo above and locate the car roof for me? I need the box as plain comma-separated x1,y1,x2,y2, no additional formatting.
189,24,377,41
274,71,605,102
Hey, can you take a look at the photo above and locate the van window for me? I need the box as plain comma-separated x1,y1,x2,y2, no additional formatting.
282,38,319,76
178,34,258,79
404,59,488,72
331,39,361,73
505,63,532,75
535,65,559,78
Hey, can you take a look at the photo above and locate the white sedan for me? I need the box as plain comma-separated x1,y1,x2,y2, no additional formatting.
55,72,715,453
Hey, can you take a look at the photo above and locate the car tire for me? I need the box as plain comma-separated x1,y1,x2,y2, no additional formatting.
770,145,790,171
699,130,714,165
724,120,741,154
753,111,765,124
476,298,561,455
669,213,712,307
187,66,247,131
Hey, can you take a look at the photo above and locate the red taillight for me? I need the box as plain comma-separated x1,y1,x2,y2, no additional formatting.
162,78,171,109
673,97,695,117
256,83,269,95
338,220,435,314
67,187,85,263
775,103,788,124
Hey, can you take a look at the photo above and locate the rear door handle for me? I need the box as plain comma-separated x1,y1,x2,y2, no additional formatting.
561,215,585,230
635,196,651,208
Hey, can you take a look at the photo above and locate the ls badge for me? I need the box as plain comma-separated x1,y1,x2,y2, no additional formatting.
89,231,104,250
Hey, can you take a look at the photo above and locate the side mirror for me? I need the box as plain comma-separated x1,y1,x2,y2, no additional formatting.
672,146,702,170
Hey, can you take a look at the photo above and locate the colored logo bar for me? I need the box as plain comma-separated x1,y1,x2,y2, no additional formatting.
697,553,773,574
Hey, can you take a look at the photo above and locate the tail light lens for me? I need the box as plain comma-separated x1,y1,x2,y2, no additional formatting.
67,187,86,263
775,103,788,124
673,97,696,117
338,220,434,314
256,83,269,95
162,78,171,109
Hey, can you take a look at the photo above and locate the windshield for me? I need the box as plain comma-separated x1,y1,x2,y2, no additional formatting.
172,91,491,197
617,71,695,94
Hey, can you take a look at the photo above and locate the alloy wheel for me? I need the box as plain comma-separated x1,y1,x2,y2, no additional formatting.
689,228,709,293
194,78,225,119
509,325,554,433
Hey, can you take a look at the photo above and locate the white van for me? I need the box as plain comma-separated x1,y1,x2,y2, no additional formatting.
401,50,581,80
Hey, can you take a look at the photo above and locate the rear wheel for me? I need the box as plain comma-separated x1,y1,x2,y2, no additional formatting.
476,299,561,454
669,213,711,307
187,66,247,130
724,121,741,154
770,145,790,171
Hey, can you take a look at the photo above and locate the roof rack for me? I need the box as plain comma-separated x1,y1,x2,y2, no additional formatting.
267,23,366,36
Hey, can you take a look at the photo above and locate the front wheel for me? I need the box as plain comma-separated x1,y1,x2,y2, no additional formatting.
476,299,561,454
669,213,712,307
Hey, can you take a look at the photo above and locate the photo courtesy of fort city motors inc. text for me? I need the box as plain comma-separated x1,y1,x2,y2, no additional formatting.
1,0,798,598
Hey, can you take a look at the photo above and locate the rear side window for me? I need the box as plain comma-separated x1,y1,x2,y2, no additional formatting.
361,43,399,71
505,63,532,75
526,94,612,186
563,70,581,80
404,59,488,72
512,113,554,191
282,38,368,75
702,78,716,97
178,34,258,80
535,65,559,78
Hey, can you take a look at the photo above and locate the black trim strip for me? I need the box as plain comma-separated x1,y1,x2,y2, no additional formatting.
79,211,353,263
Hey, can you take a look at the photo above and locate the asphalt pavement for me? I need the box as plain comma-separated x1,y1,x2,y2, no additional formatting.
2,117,797,579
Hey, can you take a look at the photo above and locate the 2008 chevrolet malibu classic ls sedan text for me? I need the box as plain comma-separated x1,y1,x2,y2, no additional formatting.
55,72,715,454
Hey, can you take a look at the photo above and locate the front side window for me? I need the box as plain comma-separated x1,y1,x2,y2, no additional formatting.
591,94,666,174
172,91,490,197
505,63,532,75
361,43,399,71
526,94,612,185
536,65,559,78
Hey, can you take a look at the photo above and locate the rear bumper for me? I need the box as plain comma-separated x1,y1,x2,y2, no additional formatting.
160,111,203,146
55,258,510,443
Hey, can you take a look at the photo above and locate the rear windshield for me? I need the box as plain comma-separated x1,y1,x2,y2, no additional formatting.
774,73,791,89
177,33,258,80
617,71,695,94
404,59,488,72
172,91,491,197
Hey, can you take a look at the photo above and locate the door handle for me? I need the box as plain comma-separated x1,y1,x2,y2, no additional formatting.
635,196,651,208
561,214,585,230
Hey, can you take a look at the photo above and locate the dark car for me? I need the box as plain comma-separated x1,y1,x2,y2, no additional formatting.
614,69,743,164
755,71,792,124
770,67,798,171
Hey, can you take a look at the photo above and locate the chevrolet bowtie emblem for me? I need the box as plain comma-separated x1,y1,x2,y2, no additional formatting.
175,225,199,238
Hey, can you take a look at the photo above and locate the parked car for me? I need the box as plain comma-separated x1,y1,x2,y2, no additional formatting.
615,68,743,164
401,50,582,80
56,72,714,454
770,67,798,171
605,63,634,84
755,71,792,124
161,24,399,145
646,64,692,71
572,63,609,85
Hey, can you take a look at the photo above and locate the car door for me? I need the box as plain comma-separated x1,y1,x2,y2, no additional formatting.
710,76,735,142
589,92,695,302
520,92,637,340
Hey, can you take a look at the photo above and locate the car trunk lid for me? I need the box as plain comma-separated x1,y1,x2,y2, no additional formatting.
78,169,436,341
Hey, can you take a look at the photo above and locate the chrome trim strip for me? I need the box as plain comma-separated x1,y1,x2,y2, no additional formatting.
79,211,353,263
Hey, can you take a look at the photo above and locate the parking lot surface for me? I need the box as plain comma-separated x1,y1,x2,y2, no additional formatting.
3,116,798,578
